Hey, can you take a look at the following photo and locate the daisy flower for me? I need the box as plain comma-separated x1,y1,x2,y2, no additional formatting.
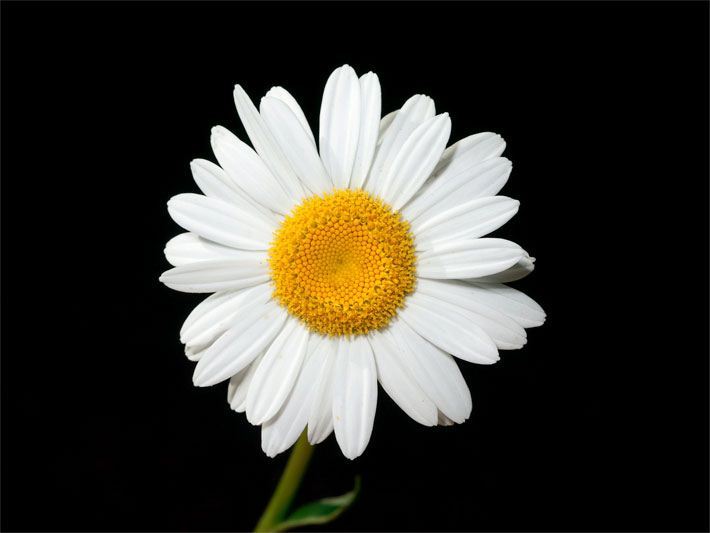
160,65,545,460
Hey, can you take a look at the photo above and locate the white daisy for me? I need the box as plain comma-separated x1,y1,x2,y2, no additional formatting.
160,64,545,460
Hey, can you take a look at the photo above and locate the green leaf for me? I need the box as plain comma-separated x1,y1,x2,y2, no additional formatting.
272,476,361,532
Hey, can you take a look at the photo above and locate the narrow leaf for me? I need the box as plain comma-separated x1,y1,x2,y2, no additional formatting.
272,477,361,532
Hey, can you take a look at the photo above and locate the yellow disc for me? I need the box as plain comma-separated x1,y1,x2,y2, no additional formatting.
268,189,416,337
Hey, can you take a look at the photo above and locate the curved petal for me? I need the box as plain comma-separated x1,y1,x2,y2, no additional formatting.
190,159,277,222
437,411,456,426
400,291,499,363
184,329,226,362
264,86,315,144
378,111,397,142
415,279,527,350
260,96,332,195
417,238,525,280
349,72,381,189
185,343,207,362
379,113,451,210
193,300,287,387
413,196,520,250
159,258,269,294
332,336,377,460
233,85,305,201
403,157,512,223
471,255,536,283
366,94,435,197
319,65,361,188
404,133,506,217
210,126,292,214
228,353,264,412
462,282,546,328
307,337,338,444
434,132,506,177
167,193,273,250
261,335,328,457
246,319,310,425
164,233,269,267
388,318,472,423
179,284,272,346
369,331,437,426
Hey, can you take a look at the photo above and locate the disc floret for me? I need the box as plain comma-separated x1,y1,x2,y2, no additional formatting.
269,189,416,336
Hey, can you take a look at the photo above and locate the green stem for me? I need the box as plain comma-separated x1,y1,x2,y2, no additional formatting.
254,431,314,532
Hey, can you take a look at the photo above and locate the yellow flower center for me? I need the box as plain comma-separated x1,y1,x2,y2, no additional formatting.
269,189,416,336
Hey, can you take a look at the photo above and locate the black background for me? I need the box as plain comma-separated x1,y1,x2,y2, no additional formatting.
2,2,708,532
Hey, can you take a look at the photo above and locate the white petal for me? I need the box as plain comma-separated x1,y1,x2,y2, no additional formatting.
159,258,269,293
261,335,328,457
227,367,242,403
462,282,546,328
190,159,277,222
164,233,268,267
415,279,527,350
417,238,525,280
470,255,535,283
378,111,397,142
413,196,520,250
179,284,272,346
233,85,305,201
437,411,455,426
366,95,435,197
332,336,377,459
379,113,451,210
434,132,506,176
406,132,506,216
403,157,512,223
193,300,287,387
388,318,472,423
167,193,273,250
246,319,310,425
307,337,338,444
228,353,264,412
185,343,207,362
210,126,292,214
401,291,499,363
185,333,224,362
264,86,315,144
369,332,437,426
260,96,332,195
349,72,381,189
319,65,361,188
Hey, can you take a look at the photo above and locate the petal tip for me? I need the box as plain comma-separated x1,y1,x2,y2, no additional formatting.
192,363,213,387
211,125,227,137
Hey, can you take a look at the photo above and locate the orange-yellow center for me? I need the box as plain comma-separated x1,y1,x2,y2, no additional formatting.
268,189,416,336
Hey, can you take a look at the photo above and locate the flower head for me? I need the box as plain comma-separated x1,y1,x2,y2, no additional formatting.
160,65,545,459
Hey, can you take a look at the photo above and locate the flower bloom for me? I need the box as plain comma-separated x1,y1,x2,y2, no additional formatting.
160,65,545,459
